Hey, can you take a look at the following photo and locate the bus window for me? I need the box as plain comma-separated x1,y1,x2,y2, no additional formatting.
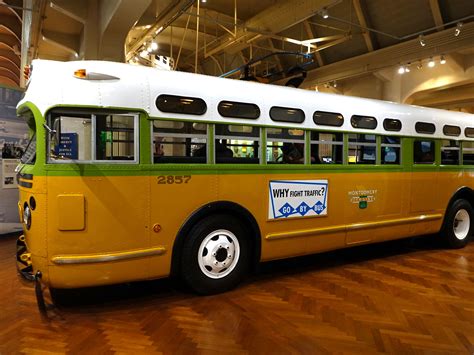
310,131,343,164
20,134,36,165
443,125,461,137
415,122,435,134
351,115,377,129
383,118,402,132
348,134,376,164
156,94,207,115
218,101,260,119
215,124,259,164
270,106,305,123
48,113,92,161
153,120,207,163
381,136,401,165
414,140,435,164
441,140,460,165
313,111,343,127
95,115,136,161
465,128,474,138
266,128,305,164
462,141,474,165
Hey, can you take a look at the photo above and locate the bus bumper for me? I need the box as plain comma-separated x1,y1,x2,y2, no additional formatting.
16,234,35,281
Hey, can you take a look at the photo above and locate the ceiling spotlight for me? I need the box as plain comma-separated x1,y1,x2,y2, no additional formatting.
455,22,463,36
201,0,207,3
405,64,410,73
398,66,405,74
320,8,329,19
419,34,426,47
440,55,446,64
151,41,158,51
428,57,435,68
333,81,337,88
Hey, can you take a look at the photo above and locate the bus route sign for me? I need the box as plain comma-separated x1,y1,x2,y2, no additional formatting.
268,180,328,220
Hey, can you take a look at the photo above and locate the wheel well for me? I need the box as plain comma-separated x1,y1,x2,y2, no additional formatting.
170,201,261,278
442,187,474,226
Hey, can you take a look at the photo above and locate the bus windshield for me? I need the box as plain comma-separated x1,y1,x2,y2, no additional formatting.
20,133,36,165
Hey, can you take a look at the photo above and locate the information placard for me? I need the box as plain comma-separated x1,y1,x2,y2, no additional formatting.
268,180,328,219
2,159,19,189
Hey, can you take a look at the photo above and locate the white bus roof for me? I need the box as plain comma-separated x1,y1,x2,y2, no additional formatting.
18,59,474,140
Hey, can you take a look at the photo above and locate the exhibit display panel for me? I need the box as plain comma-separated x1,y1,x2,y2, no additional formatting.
0,87,28,234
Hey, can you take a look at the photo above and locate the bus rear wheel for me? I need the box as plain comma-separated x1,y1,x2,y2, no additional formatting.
443,199,473,249
181,214,249,295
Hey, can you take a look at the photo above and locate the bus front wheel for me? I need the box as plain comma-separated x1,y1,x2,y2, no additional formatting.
443,199,473,249
181,214,250,294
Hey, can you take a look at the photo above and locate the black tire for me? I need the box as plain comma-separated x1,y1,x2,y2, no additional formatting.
180,214,250,295
442,199,473,249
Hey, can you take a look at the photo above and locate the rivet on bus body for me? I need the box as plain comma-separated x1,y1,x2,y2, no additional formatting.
153,224,161,233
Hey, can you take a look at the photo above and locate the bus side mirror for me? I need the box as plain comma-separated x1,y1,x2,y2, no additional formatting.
43,120,60,145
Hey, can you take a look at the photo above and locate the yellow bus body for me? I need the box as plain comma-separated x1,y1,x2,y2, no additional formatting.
18,169,459,288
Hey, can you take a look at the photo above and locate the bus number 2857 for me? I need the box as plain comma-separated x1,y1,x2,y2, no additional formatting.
157,175,192,184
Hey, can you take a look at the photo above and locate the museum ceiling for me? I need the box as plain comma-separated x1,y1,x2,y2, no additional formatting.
1,0,473,111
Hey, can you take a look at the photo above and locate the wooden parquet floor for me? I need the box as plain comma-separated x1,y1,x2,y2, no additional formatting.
1,234,474,354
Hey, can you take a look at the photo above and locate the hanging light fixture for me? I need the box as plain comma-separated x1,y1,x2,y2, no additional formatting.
398,66,405,74
428,57,435,68
440,55,446,64
151,41,158,51
320,8,329,19
455,22,463,36
419,34,426,47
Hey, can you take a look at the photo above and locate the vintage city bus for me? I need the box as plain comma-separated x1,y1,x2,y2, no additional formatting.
16,59,474,297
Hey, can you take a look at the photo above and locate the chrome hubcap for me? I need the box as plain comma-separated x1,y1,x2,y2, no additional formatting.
453,209,470,240
198,229,240,279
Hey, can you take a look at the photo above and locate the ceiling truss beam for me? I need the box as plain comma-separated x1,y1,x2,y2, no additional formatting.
303,21,474,87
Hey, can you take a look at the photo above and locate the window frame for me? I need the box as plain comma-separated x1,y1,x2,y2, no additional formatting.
380,135,402,165
413,139,436,165
347,133,377,165
440,139,460,166
461,141,474,166
309,130,344,165
214,123,261,164
266,127,306,164
151,119,208,164
47,112,139,165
